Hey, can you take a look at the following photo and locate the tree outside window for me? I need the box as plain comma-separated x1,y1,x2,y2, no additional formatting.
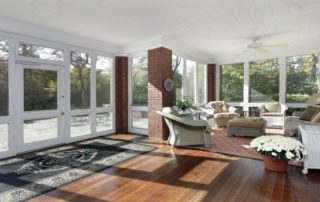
249,58,279,102
286,54,320,103
132,56,148,106
220,63,244,102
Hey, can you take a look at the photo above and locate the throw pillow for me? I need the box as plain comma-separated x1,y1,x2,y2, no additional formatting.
300,106,318,121
265,103,281,112
311,112,320,123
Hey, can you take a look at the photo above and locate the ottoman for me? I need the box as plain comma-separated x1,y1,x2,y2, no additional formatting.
227,117,266,137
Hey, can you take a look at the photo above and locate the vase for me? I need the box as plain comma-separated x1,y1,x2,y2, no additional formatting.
262,156,289,172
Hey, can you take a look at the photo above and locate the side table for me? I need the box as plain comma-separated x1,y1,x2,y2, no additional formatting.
298,125,320,174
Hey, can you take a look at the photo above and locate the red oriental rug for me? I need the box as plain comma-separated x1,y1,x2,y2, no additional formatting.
210,128,302,166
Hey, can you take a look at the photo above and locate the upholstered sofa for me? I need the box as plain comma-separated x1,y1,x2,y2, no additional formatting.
284,105,320,137
194,101,241,128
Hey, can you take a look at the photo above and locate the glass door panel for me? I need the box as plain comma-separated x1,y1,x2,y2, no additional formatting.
17,64,64,153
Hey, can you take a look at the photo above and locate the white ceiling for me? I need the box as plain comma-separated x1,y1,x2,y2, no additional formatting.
0,0,320,59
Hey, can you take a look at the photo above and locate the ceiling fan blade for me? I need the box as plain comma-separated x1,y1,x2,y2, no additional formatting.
236,48,250,56
263,44,288,48
257,47,271,54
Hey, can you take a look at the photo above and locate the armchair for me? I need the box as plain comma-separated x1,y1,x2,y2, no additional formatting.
157,107,212,147
259,102,287,128
200,101,240,128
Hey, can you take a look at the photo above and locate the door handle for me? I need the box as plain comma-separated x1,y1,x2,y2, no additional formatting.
61,112,65,115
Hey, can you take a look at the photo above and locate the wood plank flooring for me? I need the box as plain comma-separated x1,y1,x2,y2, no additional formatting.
31,134,320,202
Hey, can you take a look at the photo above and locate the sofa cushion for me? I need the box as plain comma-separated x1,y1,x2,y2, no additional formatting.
300,106,318,121
205,101,228,113
311,112,320,123
265,103,281,112
214,113,239,119
284,116,308,136
228,118,266,128
261,112,283,117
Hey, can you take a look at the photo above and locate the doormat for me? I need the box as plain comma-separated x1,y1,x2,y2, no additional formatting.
0,137,154,202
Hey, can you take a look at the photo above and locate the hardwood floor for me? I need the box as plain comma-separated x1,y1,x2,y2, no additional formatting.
31,134,320,202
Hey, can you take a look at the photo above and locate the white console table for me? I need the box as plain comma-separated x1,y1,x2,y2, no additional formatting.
298,125,320,174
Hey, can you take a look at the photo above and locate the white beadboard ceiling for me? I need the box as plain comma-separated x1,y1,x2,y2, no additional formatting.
0,0,320,59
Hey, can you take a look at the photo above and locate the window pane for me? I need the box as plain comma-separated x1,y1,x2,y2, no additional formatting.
24,118,58,143
70,51,91,110
220,63,244,102
172,55,183,104
185,60,196,102
18,43,63,61
0,124,8,152
132,56,148,106
96,56,112,107
197,63,206,103
96,112,112,132
24,69,57,111
249,58,279,102
70,115,91,137
0,40,8,116
286,54,320,103
132,111,148,129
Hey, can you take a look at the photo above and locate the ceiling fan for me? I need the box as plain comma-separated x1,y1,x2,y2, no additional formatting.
238,39,288,55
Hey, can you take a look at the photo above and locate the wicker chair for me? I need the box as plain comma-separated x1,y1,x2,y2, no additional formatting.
157,107,212,148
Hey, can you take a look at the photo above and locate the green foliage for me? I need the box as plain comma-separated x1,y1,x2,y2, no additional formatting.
70,51,91,109
132,57,148,105
220,63,244,101
176,97,194,111
249,58,279,102
172,55,183,104
24,69,57,111
286,54,319,102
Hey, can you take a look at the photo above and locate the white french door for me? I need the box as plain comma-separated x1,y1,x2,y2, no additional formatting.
16,63,65,153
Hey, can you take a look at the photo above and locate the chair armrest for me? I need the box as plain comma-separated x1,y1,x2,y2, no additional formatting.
280,104,288,114
157,111,208,127
259,104,266,114
293,111,304,118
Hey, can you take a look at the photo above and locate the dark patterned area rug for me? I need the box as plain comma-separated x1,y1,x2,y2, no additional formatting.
0,137,154,202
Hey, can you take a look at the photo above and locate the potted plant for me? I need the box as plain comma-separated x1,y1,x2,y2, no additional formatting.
176,97,194,113
250,135,307,172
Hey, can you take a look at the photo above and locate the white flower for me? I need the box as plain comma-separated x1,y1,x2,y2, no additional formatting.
250,135,307,160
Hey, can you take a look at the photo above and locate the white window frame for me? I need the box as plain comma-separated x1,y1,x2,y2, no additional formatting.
128,53,148,135
0,34,15,158
173,52,208,104
0,31,115,158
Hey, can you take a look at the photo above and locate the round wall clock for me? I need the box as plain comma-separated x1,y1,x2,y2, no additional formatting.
163,78,173,92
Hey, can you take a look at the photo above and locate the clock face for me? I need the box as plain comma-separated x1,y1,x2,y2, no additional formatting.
164,78,173,92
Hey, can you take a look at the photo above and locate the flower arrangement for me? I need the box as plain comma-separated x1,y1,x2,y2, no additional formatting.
176,97,194,111
250,135,307,161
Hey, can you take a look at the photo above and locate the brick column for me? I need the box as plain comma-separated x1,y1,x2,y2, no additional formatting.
148,47,173,140
207,64,217,101
115,56,128,134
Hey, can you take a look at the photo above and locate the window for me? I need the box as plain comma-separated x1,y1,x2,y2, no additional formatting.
286,54,320,103
70,51,91,110
18,43,63,61
132,56,148,106
249,58,279,102
24,69,57,111
185,60,196,101
0,39,8,116
197,63,206,103
172,55,183,104
96,56,112,107
220,63,244,102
